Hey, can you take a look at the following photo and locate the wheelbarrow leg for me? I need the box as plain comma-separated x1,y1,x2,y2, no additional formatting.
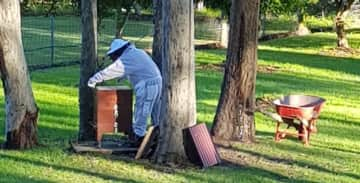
299,124,309,145
309,119,317,133
275,121,281,141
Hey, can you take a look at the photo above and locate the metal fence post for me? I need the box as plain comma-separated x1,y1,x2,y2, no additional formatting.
50,15,55,66
220,20,229,48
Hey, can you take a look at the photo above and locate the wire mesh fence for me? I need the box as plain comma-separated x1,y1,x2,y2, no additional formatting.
22,15,224,68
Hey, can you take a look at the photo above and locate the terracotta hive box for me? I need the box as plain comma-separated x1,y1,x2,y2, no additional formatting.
95,86,133,142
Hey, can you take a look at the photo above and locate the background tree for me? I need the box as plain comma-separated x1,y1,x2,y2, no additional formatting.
0,0,39,149
278,0,319,35
204,0,231,18
98,0,152,38
98,0,135,38
79,0,97,141
152,0,162,70
154,0,196,163
307,0,337,18
260,0,284,36
211,0,260,143
21,0,75,16
334,0,356,48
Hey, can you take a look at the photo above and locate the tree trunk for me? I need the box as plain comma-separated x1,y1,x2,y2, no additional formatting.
335,14,349,48
154,0,196,164
79,0,97,141
152,0,162,70
211,0,259,143
0,0,39,149
334,0,355,48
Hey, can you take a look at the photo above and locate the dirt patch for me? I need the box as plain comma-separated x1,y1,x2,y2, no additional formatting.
319,47,360,58
257,65,280,74
195,42,224,50
196,63,280,74
196,63,225,72
259,32,295,42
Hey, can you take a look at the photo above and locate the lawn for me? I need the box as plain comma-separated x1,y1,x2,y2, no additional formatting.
0,32,360,182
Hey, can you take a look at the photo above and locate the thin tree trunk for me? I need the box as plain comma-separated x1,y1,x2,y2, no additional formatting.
335,14,349,48
0,0,39,149
79,0,97,141
152,0,162,70
114,0,135,38
211,0,259,143
334,0,355,48
115,9,131,38
154,0,196,164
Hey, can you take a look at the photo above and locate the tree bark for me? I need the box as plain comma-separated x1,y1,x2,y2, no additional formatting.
0,0,39,149
154,0,196,164
79,0,97,141
211,0,259,143
335,0,355,48
335,15,349,48
152,0,162,70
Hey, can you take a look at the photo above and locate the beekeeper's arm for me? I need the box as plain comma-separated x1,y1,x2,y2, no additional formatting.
87,59,125,88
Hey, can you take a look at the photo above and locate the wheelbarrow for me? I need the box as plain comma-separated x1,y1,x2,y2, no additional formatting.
272,95,326,145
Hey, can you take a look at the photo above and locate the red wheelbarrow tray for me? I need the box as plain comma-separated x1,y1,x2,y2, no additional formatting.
271,95,326,145
273,95,326,123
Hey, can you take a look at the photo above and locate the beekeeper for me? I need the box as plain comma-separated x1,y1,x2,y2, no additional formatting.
88,39,162,147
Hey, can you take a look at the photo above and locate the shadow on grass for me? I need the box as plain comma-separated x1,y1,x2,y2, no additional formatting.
234,145,360,180
89,148,318,183
37,124,77,143
205,144,321,183
320,115,360,128
177,163,320,183
259,49,360,76
0,171,55,183
312,143,360,155
257,71,359,95
37,100,79,120
0,153,144,183
261,34,338,50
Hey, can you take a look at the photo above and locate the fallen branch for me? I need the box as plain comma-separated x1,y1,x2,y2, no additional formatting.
256,107,283,123
255,97,283,122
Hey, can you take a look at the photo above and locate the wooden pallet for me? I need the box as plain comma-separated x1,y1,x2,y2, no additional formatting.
71,141,137,154
71,126,158,159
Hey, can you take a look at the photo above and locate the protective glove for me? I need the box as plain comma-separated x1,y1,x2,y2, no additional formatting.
87,79,97,88
87,72,103,88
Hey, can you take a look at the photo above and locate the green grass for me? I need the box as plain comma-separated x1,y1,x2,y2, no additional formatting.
1,30,360,182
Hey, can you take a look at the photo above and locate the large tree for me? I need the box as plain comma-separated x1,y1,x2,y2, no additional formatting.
79,0,97,141
0,0,39,149
334,0,356,48
154,0,196,163
211,0,260,143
